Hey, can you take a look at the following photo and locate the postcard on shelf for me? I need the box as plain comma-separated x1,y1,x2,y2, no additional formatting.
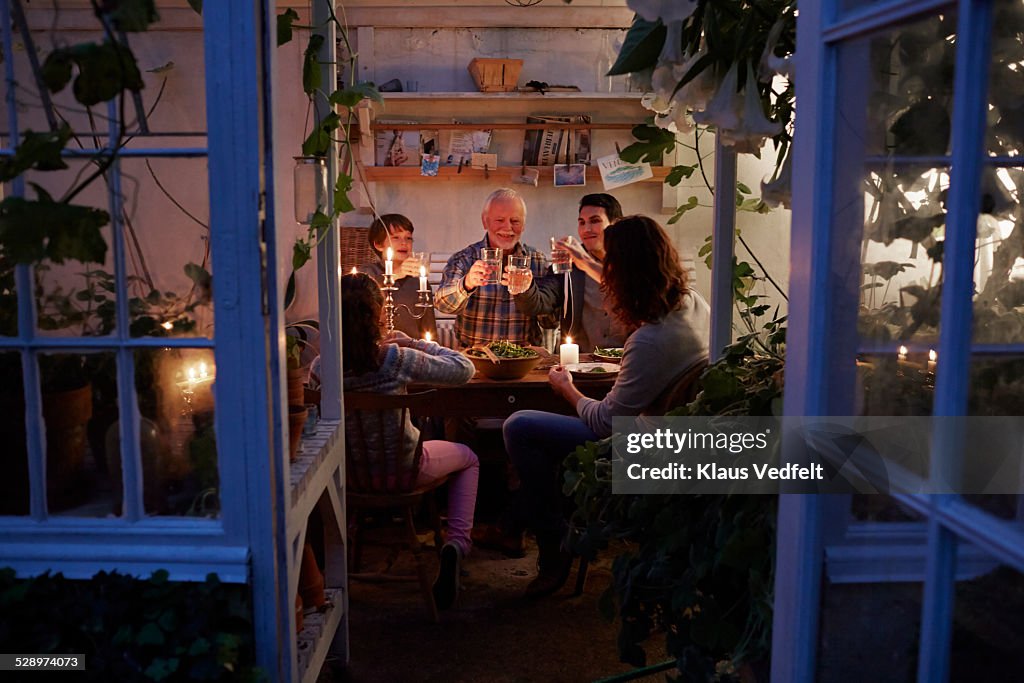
374,120,420,167
421,153,441,176
596,152,653,190
445,125,493,166
554,164,586,187
522,114,592,166
470,152,498,170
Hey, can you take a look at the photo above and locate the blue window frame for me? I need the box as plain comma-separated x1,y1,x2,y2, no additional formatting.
778,0,1024,680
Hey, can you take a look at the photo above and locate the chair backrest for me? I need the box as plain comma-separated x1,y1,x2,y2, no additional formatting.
343,390,436,495
642,356,709,416
341,226,376,273
428,252,458,348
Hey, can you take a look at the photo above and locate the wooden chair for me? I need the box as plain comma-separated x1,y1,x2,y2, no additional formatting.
340,226,375,273
344,390,447,621
572,356,709,596
641,355,710,417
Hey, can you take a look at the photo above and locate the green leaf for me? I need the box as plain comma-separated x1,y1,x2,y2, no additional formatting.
666,196,699,225
665,164,696,186
41,50,74,93
63,41,145,105
619,124,675,164
292,239,312,272
302,34,325,95
0,125,72,181
736,182,751,194
143,657,178,681
0,196,109,265
310,210,332,238
183,262,211,290
277,8,300,47
301,112,341,156
109,0,159,32
136,622,165,646
329,82,383,108
607,17,665,76
334,173,354,214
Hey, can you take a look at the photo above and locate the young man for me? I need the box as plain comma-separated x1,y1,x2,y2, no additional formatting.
512,193,626,352
434,188,550,348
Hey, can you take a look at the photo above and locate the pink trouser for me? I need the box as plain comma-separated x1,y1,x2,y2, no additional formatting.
416,440,479,557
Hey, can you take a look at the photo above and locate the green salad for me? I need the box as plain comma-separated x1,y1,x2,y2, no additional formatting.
586,367,608,373
593,347,624,358
466,340,538,359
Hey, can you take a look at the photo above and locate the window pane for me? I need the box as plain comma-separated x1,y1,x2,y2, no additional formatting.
952,549,1024,679
23,163,118,338
0,256,17,336
988,0,1024,157
830,11,957,348
120,158,213,338
0,353,28,516
973,165,1024,344
41,351,118,516
856,352,935,416
134,348,219,517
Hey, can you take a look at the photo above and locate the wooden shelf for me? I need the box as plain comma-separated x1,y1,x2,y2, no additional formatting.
362,165,671,183
381,91,645,102
297,588,346,683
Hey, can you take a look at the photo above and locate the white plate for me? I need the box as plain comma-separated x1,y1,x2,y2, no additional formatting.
565,362,620,379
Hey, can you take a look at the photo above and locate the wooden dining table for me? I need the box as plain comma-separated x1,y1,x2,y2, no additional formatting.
409,349,616,418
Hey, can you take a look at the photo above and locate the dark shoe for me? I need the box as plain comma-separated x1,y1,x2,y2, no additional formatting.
471,524,526,559
524,545,573,599
432,543,461,610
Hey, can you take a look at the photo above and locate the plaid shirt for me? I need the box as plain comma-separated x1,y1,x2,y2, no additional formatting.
435,236,550,347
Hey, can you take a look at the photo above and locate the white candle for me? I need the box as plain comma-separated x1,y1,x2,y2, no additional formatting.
559,336,579,366
384,247,393,276
419,265,428,292
927,349,937,373
898,345,908,362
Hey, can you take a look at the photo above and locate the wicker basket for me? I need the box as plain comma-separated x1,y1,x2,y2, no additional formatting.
468,58,523,93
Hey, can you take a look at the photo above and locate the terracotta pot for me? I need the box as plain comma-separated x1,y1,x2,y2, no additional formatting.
287,366,307,407
298,541,326,609
287,405,308,462
42,384,93,510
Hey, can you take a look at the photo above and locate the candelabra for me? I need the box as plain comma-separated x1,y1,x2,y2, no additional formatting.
380,272,433,334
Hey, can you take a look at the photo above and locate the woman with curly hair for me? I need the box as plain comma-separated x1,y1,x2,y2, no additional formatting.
503,215,710,598
341,272,479,609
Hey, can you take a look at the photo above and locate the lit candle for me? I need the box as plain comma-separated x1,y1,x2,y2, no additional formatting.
351,266,358,275
385,247,393,276
898,345,908,362
927,349,937,373
419,265,428,292
559,335,579,366
424,331,432,343
161,321,173,331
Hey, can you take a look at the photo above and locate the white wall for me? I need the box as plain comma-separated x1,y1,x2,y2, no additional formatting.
274,3,794,329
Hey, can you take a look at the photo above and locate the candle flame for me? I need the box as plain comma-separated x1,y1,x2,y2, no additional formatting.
351,266,358,275
161,321,173,330
424,331,432,342
386,247,393,261
198,361,208,378
928,349,937,362
565,336,573,345
898,345,908,356
187,367,197,382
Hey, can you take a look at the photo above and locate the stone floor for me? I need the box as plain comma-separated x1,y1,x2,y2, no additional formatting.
322,535,669,683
